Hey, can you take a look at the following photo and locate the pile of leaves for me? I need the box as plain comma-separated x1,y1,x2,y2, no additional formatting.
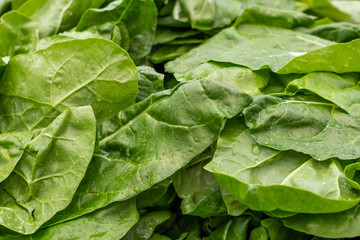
0,0,360,239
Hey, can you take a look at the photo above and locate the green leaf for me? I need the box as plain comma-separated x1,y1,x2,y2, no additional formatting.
174,62,270,96
208,216,251,240
11,0,28,9
149,44,197,64
47,79,252,226
299,0,353,22
173,160,227,218
0,11,39,57
308,22,360,42
205,118,360,213
285,72,360,117
0,0,11,15
153,27,201,45
243,95,360,160
220,187,248,217
0,132,33,183
250,226,268,240
136,179,172,209
0,38,138,132
0,106,96,234
282,204,360,238
122,211,172,240
235,5,314,29
137,66,164,102
165,24,333,74
17,0,106,38
0,200,138,240
260,218,306,240
76,0,157,64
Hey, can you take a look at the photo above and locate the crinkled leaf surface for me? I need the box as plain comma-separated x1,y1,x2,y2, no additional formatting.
174,62,269,96
243,95,360,160
0,132,33,183
0,38,138,132
0,200,138,240
47,79,252,225
0,11,39,57
205,118,360,213
282,204,360,238
0,106,96,234
285,72,360,117
17,0,106,38
165,24,333,74
76,0,157,64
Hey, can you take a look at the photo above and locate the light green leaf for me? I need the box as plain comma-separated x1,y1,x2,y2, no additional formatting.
282,204,360,238
0,11,39,57
0,106,96,234
150,44,197,64
243,95,360,160
308,22,360,42
285,72,360,117
76,0,157,64
205,118,360,213
153,27,200,45
220,187,248,216
0,132,33,183
0,38,138,132
17,0,106,38
0,200,138,240
174,62,269,96
165,24,333,74
260,218,306,240
47,79,252,226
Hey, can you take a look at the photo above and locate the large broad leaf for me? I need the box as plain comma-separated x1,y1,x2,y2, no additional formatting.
47,79,252,225
299,0,353,22
307,22,360,43
243,95,360,160
76,0,157,64
0,38,138,133
0,11,39,57
282,204,360,238
0,106,96,234
205,118,360,213
174,62,269,96
0,132,33,183
17,0,106,38
165,24,333,74
0,200,138,240
285,72,360,117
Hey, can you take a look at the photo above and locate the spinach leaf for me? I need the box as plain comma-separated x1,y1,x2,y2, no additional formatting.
308,22,360,42
0,132,33,183
137,66,164,102
208,215,251,240
0,38,138,132
0,106,96,234
243,95,360,160
205,118,360,213
285,72,360,117
0,11,39,57
46,79,252,226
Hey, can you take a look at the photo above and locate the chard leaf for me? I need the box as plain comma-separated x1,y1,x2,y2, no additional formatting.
0,106,96,234
0,11,39,57
0,200,138,240
17,0,106,38
243,95,360,160
137,66,164,102
282,204,360,238
76,0,157,64
47,79,252,225
0,132,33,183
0,38,138,132
205,118,360,213
165,24,333,74
285,72,360,117
174,62,270,96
